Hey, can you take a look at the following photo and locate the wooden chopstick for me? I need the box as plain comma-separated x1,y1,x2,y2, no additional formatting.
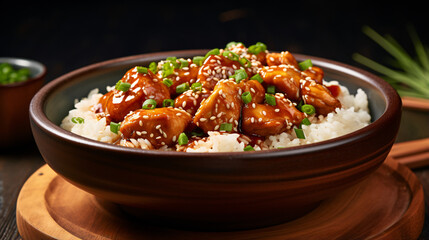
389,138,429,169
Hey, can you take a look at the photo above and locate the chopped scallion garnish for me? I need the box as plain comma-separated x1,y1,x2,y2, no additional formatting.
265,93,276,106
149,62,158,73
176,82,190,94
222,50,240,61
225,41,244,49
247,42,267,55
136,66,148,74
178,132,188,145
110,122,120,134
231,69,248,83
239,57,251,68
142,99,157,109
191,82,202,92
298,59,313,71
301,104,316,115
243,145,255,151
162,99,175,107
267,85,275,94
205,48,220,58
115,80,131,92
162,78,173,87
162,62,174,78
301,117,311,126
241,91,252,104
71,117,84,124
220,123,233,132
193,56,205,66
179,59,189,69
250,73,264,83
294,128,305,139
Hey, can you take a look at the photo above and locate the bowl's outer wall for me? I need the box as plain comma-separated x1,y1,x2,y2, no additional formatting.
30,50,402,229
0,58,46,147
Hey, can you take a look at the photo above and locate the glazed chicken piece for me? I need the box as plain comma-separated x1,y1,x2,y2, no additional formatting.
174,87,212,115
156,58,199,97
241,93,305,137
301,66,324,84
238,79,265,104
300,79,342,115
120,108,192,148
197,54,245,90
194,80,242,133
95,67,170,123
258,65,302,101
266,51,300,69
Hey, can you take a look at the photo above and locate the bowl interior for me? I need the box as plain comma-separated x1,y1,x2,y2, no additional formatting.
42,51,387,129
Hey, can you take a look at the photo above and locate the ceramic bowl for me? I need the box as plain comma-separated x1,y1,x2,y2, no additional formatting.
29,50,401,231
0,57,46,149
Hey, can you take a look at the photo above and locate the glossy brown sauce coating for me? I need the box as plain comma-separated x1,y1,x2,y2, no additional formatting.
93,43,343,150
96,67,170,123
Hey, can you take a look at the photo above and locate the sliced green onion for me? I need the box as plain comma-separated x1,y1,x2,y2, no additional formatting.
301,117,311,126
265,94,276,106
231,69,248,83
301,104,316,115
222,50,240,61
178,132,188,145
191,82,202,92
110,122,120,134
243,145,255,151
205,48,220,58
294,128,305,139
193,56,205,66
298,59,313,70
239,57,251,68
248,42,267,55
149,61,158,73
136,66,148,74
176,82,190,94
115,80,131,92
225,41,244,49
219,123,233,132
179,59,189,69
162,62,174,77
142,99,157,109
250,73,264,83
166,56,179,69
241,91,252,104
162,99,175,107
71,117,84,124
191,130,204,137
162,78,173,87
267,85,275,94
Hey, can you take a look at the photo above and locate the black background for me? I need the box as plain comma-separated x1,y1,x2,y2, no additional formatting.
2,2,428,83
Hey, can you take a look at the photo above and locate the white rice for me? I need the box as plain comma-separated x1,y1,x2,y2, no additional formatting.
60,81,371,152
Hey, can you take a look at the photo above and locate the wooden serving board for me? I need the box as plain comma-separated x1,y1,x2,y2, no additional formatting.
16,156,424,240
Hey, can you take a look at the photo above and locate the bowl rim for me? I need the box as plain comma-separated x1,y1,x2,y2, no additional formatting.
29,49,401,159
0,57,47,88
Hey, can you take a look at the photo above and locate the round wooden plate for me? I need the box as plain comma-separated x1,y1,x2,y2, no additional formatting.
16,157,424,240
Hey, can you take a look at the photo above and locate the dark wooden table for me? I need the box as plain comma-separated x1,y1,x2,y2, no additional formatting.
1,142,429,239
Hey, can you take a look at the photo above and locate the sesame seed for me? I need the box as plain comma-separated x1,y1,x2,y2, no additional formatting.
200,118,207,122
156,125,161,129
210,116,216,120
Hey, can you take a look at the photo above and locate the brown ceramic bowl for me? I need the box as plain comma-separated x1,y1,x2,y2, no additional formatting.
29,50,401,231
0,57,46,149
